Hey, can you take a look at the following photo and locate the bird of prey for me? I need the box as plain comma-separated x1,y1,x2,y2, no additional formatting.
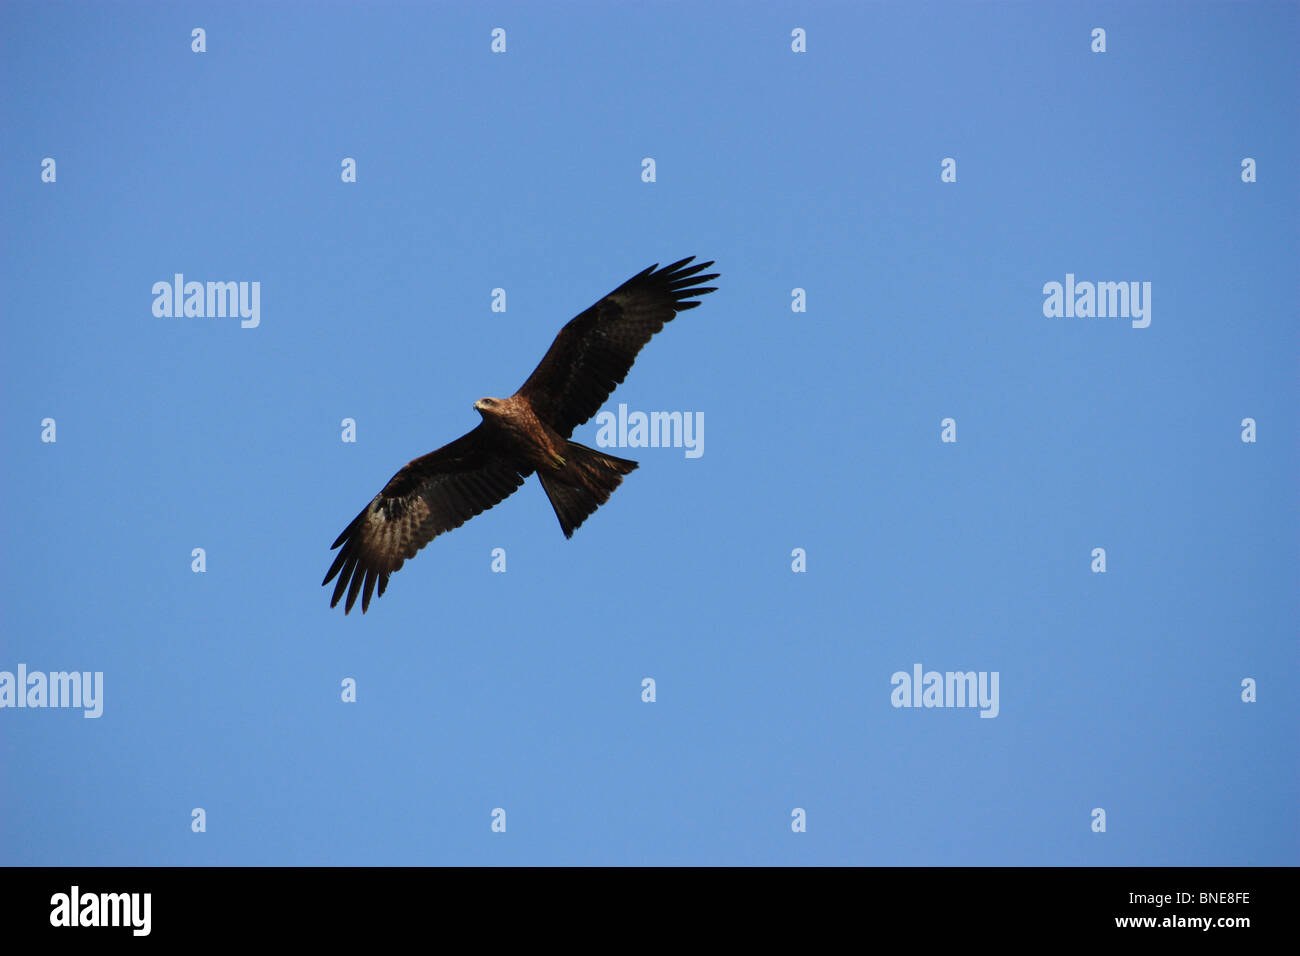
323,256,719,613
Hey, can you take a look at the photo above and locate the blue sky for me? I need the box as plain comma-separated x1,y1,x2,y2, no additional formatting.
2,1,1296,865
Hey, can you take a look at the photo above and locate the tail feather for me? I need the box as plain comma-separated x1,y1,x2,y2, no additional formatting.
539,441,638,538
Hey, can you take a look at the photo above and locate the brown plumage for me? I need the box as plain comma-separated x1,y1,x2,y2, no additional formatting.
322,256,719,613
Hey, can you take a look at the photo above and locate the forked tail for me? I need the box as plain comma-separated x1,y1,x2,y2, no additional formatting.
538,441,638,538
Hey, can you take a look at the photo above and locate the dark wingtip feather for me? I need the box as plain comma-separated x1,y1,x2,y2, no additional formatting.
322,547,348,587
330,555,356,608
330,520,355,550
361,567,377,614
345,565,365,614
667,262,714,282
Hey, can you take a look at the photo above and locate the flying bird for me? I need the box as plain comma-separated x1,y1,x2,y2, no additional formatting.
323,256,719,613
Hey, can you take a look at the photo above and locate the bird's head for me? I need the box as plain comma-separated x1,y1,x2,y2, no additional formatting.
474,397,503,418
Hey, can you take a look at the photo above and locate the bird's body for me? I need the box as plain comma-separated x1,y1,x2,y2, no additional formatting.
323,256,719,613
473,395,566,471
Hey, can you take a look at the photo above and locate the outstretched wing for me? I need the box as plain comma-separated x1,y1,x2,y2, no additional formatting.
322,425,528,614
517,256,719,437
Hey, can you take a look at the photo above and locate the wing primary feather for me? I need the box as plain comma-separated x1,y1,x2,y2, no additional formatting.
665,262,714,282
345,564,365,614
361,566,378,614
331,556,357,608
322,547,349,587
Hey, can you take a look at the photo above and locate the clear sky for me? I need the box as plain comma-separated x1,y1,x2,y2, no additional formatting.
2,1,1296,865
